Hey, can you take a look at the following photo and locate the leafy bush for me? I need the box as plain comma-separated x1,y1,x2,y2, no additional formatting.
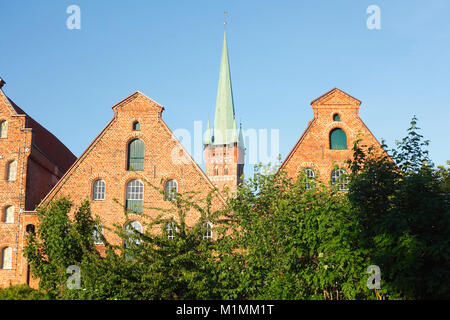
0,285,49,300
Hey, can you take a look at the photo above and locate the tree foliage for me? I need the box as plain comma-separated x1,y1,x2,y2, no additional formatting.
21,117,449,300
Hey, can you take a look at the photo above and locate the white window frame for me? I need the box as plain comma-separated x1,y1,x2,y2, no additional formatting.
165,222,177,240
305,168,315,190
164,180,178,201
331,168,349,191
203,222,213,240
125,221,143,246
92,222,103,245
92,179,106,201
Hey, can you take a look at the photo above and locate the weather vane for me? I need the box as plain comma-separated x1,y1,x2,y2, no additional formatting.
224,11,228,28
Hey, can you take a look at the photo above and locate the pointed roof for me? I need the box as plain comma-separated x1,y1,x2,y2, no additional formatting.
212,31,238,145
204,118,213,145
41,91,226,206
0,87,76,172
238,123,245,148
311,88,361,107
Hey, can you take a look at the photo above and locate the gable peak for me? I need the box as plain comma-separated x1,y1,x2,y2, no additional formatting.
112,91,165,115
311,88,361,107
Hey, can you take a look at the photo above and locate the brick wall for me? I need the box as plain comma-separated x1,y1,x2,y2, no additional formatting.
280,88,383,184
204,143,244,195
0,88,75,287
41,92,225,249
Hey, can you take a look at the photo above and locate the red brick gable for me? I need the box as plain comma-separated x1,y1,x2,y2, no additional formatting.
311,88,361,107
39,91,224,246
280,88,383,184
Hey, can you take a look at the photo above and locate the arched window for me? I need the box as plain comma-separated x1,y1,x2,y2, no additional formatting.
333,114,341,121
224,166,229,175
330,128,347,150
165,222,177,240
124,221,143,246
132,121,140,131
92,180,106,200
92,222,103,245
164,180,178,201
0,120,7,138
1,247,12,270
3,206,14,223
305,168,315,190
127,139,145,171
25,224,35,235
214,166,219,176
7,160,17,181
331,168,349,191
203,222,213,240
126,179,144,213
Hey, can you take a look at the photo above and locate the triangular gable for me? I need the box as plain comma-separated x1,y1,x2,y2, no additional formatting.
311,88,361,107
40,91,224,206
112,91,165,115
0,88,23,116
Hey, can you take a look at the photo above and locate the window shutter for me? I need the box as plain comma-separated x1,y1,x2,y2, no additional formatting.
126,200,142,213
127,139,145,171
330,129,347,149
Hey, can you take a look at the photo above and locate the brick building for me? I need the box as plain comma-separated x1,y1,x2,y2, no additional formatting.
40,91,224,251
0,35,385,289
280,88,383,189
0,78,76,287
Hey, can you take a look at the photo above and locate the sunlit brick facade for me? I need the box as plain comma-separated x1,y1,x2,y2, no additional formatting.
280,88,384,188
0,83,76,287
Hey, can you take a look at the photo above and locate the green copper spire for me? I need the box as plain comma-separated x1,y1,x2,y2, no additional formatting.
238,122,245,148
204,118,212,145
212,31,238,145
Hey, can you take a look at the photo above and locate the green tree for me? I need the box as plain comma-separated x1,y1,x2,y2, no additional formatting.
66,183,227,300
219,164,374,300
24,198,98,298
348,117,450,299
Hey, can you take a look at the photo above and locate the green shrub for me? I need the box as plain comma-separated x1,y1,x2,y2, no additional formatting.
0,285,49,300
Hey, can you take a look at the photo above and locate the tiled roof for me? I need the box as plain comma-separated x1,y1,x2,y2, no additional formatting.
7,97,76,172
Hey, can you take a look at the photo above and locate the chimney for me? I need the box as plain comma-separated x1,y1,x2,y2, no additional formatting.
0,77,5,89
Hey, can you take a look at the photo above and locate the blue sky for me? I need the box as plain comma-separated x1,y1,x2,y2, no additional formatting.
1,0,449,177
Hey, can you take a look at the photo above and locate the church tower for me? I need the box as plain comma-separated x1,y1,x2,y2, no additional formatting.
204,31,245,195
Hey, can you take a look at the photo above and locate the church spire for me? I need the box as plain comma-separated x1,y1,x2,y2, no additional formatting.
212,30,238,145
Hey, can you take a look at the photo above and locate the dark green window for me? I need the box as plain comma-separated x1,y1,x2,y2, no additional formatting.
330,128,347,150
333,114,341,121
133,121,140,131
127,139,145,171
